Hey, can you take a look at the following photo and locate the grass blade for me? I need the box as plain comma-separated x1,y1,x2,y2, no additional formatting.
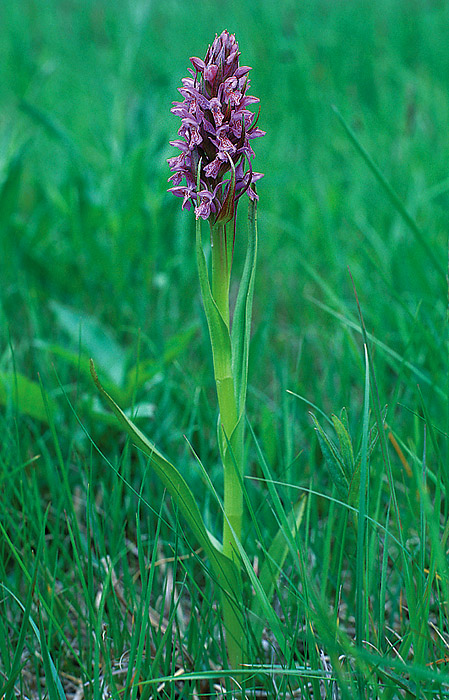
355,344,370,697
0,513,45,700
37,601,67,700
251,496,306,644
332,106,445,280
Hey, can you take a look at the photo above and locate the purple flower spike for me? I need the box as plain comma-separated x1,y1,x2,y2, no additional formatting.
168,30,265,223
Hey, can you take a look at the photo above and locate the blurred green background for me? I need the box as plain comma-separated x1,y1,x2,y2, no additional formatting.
1,0,448,493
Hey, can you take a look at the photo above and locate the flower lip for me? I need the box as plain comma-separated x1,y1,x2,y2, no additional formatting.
168,30,265,222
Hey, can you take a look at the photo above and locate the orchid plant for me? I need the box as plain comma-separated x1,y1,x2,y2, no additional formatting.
91,30,304,672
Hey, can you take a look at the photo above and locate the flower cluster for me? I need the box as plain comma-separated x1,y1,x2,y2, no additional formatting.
168,30,265,222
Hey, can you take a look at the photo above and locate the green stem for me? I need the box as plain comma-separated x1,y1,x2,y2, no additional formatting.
210,222,243,555
209,221,245,668
197,210,257,668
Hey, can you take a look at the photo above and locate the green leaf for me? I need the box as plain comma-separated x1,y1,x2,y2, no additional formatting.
347,460,362,509
338,406,350,433
310,412,349,498
195,219,233,385
331,413,354,481
36,339,111,389
188,431,288,661
231,198,258,415
0,371,55,423
50,301,127,386
349,418,382,509
90,360,240,602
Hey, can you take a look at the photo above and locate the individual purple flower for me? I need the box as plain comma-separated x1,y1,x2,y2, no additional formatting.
168,30,265,223
168,174,197,211
194,190,216,220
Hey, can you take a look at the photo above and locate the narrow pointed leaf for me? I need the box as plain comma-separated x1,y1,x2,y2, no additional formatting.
90,360,240,597
183,438,245,666
231,198,258,414
348,461,362,509
192,429,289,659
310,412,349,497
349,419,381,509
0,371,56,423
195,219,233,385
331,413,354,481
51,301,126,386
339,406,350,433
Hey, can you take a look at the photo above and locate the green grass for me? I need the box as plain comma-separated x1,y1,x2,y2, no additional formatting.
1,0,449,696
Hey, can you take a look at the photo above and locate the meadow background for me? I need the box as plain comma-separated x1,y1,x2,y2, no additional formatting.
1,0,449,697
